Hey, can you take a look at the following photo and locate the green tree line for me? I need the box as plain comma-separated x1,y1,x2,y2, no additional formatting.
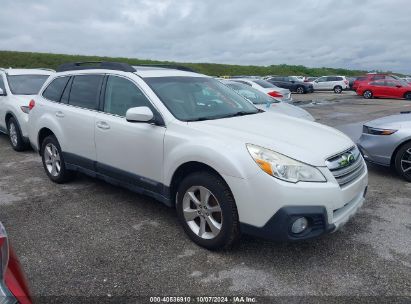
0,50,397,77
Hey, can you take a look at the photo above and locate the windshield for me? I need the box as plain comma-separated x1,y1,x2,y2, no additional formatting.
253,79,277,88
7,75,49,95
225,82,279,104
144,77,259,121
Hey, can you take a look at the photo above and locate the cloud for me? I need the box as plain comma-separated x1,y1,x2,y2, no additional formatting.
0,0,410,73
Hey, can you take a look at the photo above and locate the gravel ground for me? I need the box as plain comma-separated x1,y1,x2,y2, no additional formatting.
0,92,410,302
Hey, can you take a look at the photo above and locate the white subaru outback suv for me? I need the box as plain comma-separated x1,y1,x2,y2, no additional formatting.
28,62,368,250
0,68,54,150
310,76,349,93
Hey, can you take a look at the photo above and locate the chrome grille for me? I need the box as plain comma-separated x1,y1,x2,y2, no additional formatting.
326,146,365,187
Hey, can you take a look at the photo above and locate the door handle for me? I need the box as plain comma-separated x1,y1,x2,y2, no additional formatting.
55,111,65,118
96,121,110,130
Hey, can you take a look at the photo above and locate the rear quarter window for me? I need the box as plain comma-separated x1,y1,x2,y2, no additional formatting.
42,77,70,102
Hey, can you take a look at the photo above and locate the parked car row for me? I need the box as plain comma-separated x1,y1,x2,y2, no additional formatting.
1,62,370,251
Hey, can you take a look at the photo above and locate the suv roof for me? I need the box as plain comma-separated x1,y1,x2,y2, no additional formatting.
54,62,202,78
0,68,54,76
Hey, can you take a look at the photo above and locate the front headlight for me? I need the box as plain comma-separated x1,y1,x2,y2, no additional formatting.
363,125,397,135
246,144,326,183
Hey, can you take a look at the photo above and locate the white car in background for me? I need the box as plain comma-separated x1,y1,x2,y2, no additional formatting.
0,68,54,150
28,62,367,250
290,76,305,82
229,78,293,103
222,80,314,121
310,76,349,93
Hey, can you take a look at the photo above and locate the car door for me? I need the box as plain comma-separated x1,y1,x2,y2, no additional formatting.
369,81,386,97
94,75,166,194
56,74,103,169
313,77,327,90
384,81,403,98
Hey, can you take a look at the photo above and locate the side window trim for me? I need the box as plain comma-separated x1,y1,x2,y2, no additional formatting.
60,76,73,104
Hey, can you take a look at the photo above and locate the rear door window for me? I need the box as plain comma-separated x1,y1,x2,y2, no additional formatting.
68,75,104,110
42,77,70,102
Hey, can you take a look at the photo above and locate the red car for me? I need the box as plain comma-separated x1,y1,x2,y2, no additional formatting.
357,80,411,100
0,222,32,304
352,74,397,91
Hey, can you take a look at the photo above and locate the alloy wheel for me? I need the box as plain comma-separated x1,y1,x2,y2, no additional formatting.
296,87,304,94
364,91,372,99
182,186,223,240
9,123,18,147
400,148,411,177
44,143,61,177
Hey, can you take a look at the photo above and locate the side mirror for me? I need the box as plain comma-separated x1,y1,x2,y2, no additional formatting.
291,80,295,83
0,88,5,96
126,106,154,123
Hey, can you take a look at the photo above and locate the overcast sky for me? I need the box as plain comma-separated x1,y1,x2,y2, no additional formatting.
0,0,410,73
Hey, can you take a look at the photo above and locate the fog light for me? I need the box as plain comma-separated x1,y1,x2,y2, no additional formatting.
291,217,308,234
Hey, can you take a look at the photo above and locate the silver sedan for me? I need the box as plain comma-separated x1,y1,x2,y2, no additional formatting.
358,112,411,181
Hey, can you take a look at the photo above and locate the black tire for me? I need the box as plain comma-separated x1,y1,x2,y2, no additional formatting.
7,117,29,152
363,90,373,99
333,86,343,94
176,171,240,250
404,92,411,100
394,142,411,182
40,135,75,183
296,86,305,94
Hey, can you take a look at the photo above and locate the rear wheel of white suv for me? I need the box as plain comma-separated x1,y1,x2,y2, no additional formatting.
333,86,343,94
7,117,28,152
41,135,75,183
176,171,240,250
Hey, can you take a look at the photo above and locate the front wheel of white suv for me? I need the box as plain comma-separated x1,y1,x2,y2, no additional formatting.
176,171,240,250
41,135,75,183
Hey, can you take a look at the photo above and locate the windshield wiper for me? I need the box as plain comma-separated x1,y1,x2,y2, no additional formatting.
221,110,260,118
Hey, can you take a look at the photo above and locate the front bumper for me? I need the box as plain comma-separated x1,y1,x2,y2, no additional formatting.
223,161,368,241
357,132,400,166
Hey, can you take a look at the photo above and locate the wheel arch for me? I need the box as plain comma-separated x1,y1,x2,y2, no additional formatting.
169,161,231,206
403,91,411,99
390,138,411,166
37,127,56,153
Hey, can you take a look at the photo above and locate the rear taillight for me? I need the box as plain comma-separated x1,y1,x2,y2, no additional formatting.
344,80,349,85
0,223,8,280
28,99,35,111
268,91,283,98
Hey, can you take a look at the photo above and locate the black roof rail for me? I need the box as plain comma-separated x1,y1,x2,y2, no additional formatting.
135,64,196,73
57,62,136,73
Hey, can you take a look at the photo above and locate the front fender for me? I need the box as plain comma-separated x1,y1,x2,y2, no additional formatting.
163,139,257,186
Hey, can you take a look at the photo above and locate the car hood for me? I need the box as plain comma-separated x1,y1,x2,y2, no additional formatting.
365,113,411,129
254,103,315,121
187,112,353,166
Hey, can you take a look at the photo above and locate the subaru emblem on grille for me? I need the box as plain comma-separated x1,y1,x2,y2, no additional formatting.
339,152,355,167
